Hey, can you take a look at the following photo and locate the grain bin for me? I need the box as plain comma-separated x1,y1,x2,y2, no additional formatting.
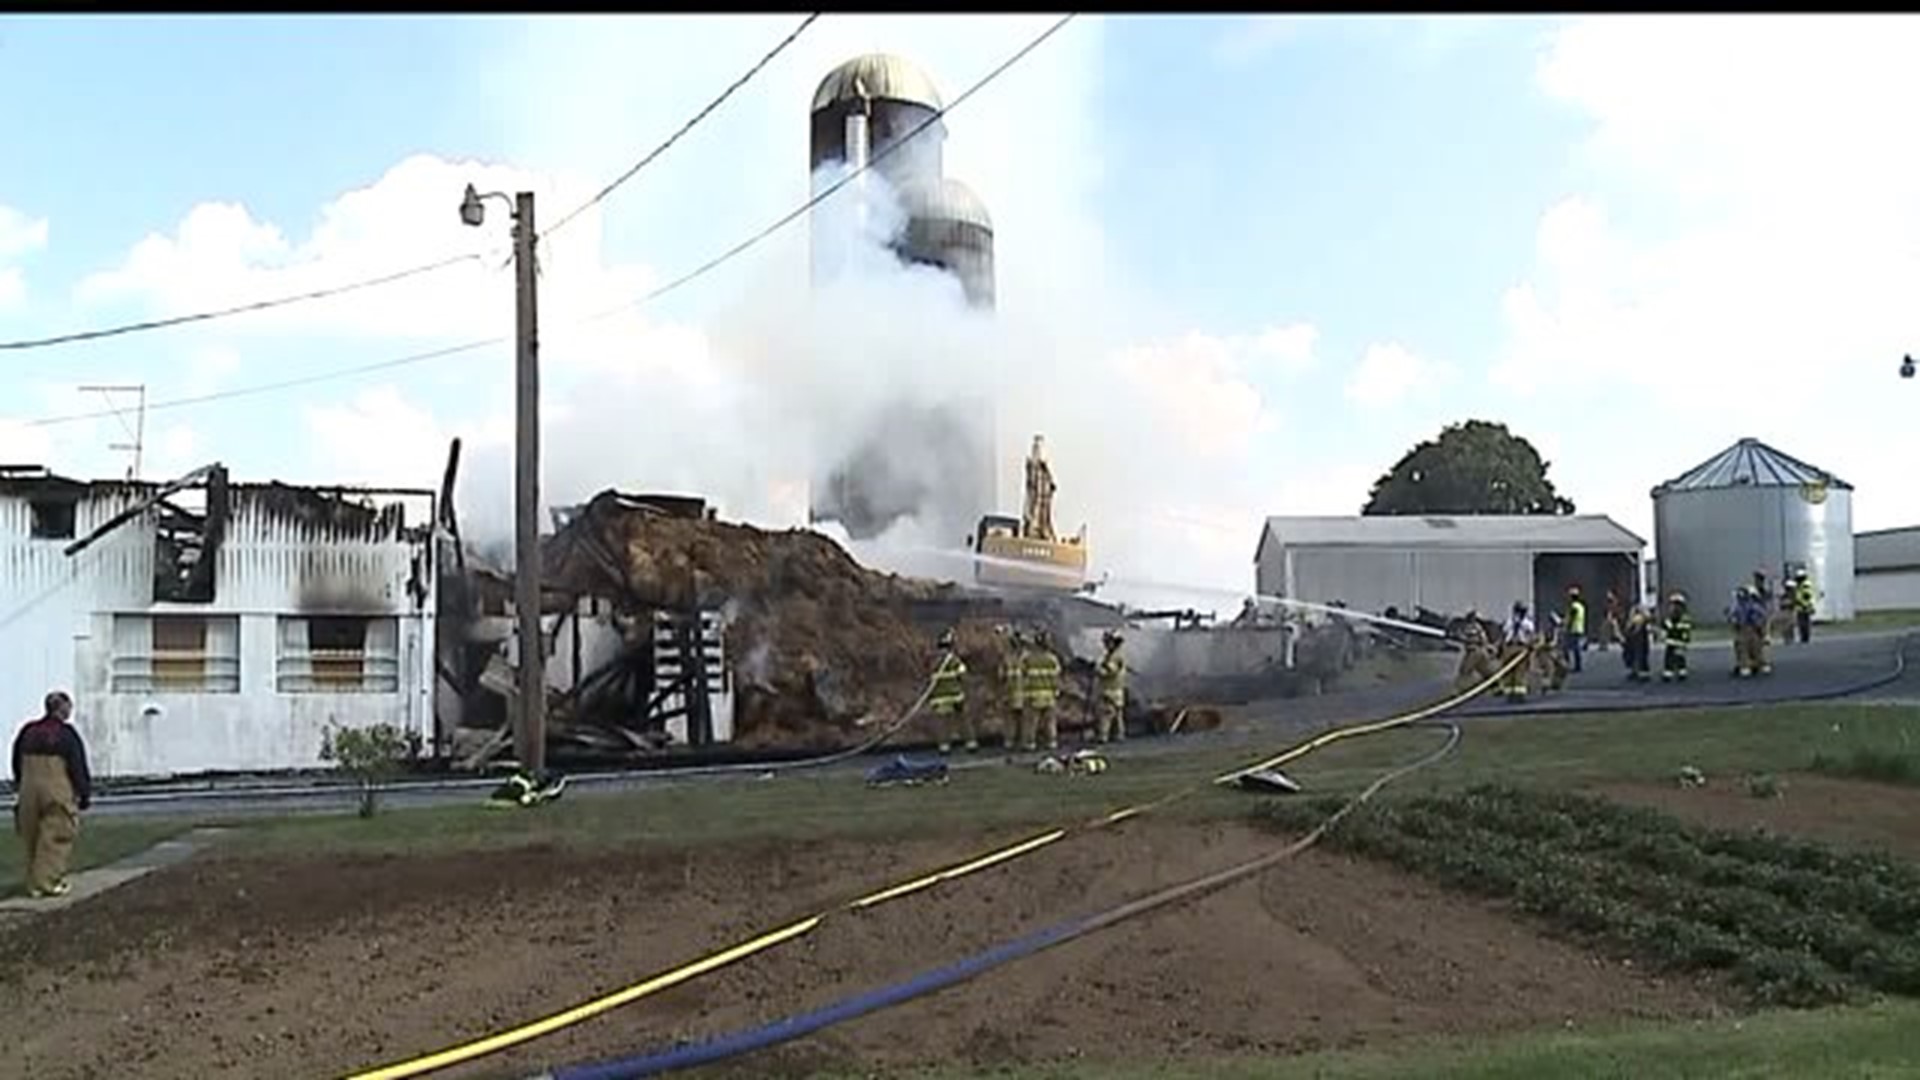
1651,438,1855,621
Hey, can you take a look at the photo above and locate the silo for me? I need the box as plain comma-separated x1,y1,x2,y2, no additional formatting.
805,54,999,545
809,53,947,188
1651,438,1856,621
895,176,996,309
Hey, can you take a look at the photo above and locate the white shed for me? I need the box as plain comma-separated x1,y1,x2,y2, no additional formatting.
0,466,437,779
1253,515,1646,621
1855,526,1920,613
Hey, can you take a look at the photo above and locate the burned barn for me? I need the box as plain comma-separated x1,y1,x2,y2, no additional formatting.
0,464,436,778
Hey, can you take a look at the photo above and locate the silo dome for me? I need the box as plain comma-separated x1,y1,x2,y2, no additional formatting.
898,176,993,232
810,53,945,114
1650,437,1856,621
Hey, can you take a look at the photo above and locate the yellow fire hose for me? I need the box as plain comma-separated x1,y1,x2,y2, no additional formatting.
346,650,1525,1080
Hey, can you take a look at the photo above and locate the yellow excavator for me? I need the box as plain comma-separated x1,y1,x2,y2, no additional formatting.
973,434,1089,591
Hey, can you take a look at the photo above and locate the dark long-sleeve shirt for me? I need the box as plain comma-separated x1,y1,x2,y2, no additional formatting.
11,717,92,809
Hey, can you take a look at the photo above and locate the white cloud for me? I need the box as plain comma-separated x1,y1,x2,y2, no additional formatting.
1109,324,1311,458
1345,341,1444,409
0,203,48,313
1494,15,1920,534
74,154,657,353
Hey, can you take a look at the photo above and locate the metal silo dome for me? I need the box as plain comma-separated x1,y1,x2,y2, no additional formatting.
1650,437,1856,621
810,53,945,114
898,177,993,232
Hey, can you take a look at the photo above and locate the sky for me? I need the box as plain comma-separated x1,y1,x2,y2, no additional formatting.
2,14,1917,605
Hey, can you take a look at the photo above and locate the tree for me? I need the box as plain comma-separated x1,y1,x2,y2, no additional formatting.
319,722,421,818
1362,420,1576,516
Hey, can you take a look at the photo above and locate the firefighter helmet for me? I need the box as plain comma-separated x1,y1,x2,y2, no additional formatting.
937,630,956,650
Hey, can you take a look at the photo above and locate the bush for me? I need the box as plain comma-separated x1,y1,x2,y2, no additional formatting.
319,722,420,818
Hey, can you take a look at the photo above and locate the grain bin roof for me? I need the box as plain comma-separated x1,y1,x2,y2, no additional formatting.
811,53,945,113
1255,514,1645,563
898,177,993,231
1652,437,1852,496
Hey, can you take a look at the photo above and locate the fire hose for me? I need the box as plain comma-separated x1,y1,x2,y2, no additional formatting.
343,650,1525,1080
530,720,1464,1080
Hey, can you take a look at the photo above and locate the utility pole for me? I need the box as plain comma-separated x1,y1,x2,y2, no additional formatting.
460,182,545,775
511,191,546,775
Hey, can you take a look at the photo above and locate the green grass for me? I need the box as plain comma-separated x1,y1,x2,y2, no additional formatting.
215,701,1920,861
0,817,192,897
854,999,1920,1079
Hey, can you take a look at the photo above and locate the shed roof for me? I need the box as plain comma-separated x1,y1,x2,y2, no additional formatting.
1255,514,1645,563
1652,437,1852,496
1855,526,1920,573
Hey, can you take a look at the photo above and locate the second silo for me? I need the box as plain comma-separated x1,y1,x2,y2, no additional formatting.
1651,438,1856,621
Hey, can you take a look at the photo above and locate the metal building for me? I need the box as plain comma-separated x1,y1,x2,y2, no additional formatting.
1854,526,1920,612
805,52,1000,543
0,465,436,779
1253,515,1645,622
1651,438,1855,621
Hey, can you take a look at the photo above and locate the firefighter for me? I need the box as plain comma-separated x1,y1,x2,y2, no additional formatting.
1453,609,1498,691
1537,613,1571,692
1499,601,1536,702
1791,569,1816,644
1023,629,1064,751
1001,629,1028,750
1622,603,1653,682
1598,589,1624,651
11,691,92,899
1095,630,1128,744
1731,585,1773,677
1564,586,1588,673
1661,592,1693,682
928,629,976,754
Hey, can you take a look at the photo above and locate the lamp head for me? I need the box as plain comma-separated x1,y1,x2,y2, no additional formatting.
459,183,486,228
1901,353,1916,380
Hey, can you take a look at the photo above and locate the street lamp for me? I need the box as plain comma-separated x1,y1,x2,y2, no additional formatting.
460,181,547,776
1901,353,1915,380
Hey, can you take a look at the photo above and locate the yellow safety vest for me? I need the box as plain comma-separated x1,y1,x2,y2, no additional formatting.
1568,599,1587,635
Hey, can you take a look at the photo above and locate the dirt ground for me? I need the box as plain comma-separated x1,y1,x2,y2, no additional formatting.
1596,772,1920,863
0,820,1720,1080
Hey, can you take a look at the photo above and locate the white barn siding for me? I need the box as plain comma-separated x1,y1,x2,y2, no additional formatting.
1,480,435,778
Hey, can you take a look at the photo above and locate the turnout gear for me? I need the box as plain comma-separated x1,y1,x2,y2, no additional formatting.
1021,637,1063,751
1453,612,1498,691
1537,614,1571,692
1598,590,1624,651
1730,586,1772,677
1622,606,1653,682
1791,571,1816,644
927,635,976,754
1661,593,1693,681
1499,603,1536,701
1095,632,1128,744
12,691,92,899
486,769,568,808
1001,631,1028,749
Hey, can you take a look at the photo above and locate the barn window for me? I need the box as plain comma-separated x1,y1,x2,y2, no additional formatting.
276,615,400,693
29,499,76,539
109,614,242,694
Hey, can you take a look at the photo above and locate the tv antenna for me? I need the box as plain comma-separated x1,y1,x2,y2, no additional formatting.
78,384,147,480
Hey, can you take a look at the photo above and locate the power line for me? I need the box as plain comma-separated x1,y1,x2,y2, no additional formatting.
541,13,824,241
21,336,508,429
582,13,1078,318
0,251,492,352
11,15,1078,431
